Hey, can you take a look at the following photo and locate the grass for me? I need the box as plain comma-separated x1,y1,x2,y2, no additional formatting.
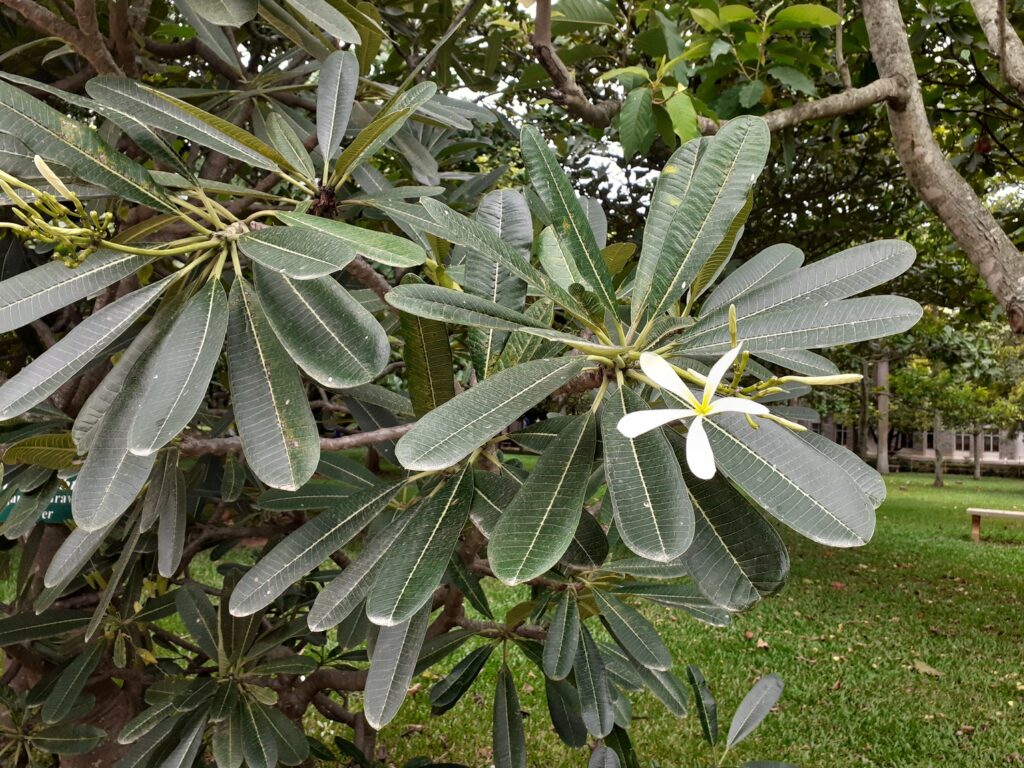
376,473,1024,768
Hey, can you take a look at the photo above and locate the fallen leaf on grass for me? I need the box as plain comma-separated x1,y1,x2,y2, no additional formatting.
913,659,943,677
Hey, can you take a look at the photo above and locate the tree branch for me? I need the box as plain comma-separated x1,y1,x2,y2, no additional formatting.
969,0,1024,96
178,423,415,457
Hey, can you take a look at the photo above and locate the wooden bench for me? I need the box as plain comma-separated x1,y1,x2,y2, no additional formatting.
966,508,1024,542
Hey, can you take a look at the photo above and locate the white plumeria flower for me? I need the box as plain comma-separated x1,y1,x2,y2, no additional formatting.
616,344,769,480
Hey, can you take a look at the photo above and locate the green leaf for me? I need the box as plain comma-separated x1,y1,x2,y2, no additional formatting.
685,296,923,355
619,88,655,158
400,278,456,419
241,699,278,768
545,678,587,748
386,283,547,332
0,608,89,646
738,80,766,108
0,250,150,335
153,454,187,577
688,191,752,305
689,6,721,30
600,385,693,561
687,665,718,744
238,227,355,279
263,707,309,765
172,0,244,75
41,639,104,722
277,212,426,267
367,468,473,626
720,5,757,23
115,716,179,768
266,112,316,181
396,358,587,471
703,414,875,546
589,745,620,768
31,723,106,755
489,413,597,585
701,244,804,315
254,265,388,388
364,601,431,729
767,65,817,96
634,117,770,324
430,645,494,714
257,480,354,511
757,349,838,376
226,277,319,491
663,91,699,143
493,664,527,768
542,591,579,681
521,126,617,314
574,623,614,737
796,430,885,506
2,434,77,470
43,519,114,588
592,590,671,671
464,189,531,377
727,674,784,746
493,299,557,373
773,3,841,28
230,481,402,616
118,702,177,745
282,0,360,43
128,279,228,456
175,582,219,659
182,0,256,26
673,445,790,610
158,713,208,768
317,49,359,163
213,706,245,768
86,77,286,172
551,0,616,32
0,81,172,212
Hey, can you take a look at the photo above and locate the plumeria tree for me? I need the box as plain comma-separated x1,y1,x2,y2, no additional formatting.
0,4,922,766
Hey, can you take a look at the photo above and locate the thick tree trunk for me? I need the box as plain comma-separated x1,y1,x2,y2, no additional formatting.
862,0,1024,333
969,0,1024,96
876,357,890,474
933,412,944,487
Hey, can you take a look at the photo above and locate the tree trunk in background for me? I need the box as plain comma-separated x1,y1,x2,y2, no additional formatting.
933,412,944,487
876,357,890,474
973,428,983,480
858,360,870,460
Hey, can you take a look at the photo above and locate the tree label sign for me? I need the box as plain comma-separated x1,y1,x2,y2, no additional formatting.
0,478,74,524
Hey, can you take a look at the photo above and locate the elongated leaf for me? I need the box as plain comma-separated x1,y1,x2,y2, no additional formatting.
634,118,769,324
704,413,874,546
31,723,105,755
308,514,415,631
727,674,784,747
238,227,355,279
214,705,245,768
183,0,256,26
612,583,731,626
367,468,473,626
493,299,556,373
317,50,359,162
796,429,885,506
255,265,388,388
542,590,579,680
574,623,614,737
386,283,546,332
521,126,616,313
364,601,431,729
600,385,693,561
701,243,803,314
0,81,172,212
265,112,315,180
283,0,360,42
464,189,530,377
494,664,527,768
688,191,751,304
226,277,319,491
600,641,688,715
277,212,426,267
592,590,671,671
128,279,227,456
0,250,149,335
41,639,104,722
400,277,455,419
430,645,493,714
0,609,90,647
396,357,587,471
545,678,587,748
241,699,278,768
176,582,219,659
160,712,208,768
490,413,596,584
687,665,718,744
332,109,411,183
87,77,285,172
3,434,78,470
536,226,584,291
155,458,187,577
686,296,923,355
757,349,838,376
231,481,401,616
43,520,115,588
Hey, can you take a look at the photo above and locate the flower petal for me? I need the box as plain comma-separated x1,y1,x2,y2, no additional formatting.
639,352,700,408
617,408,695,438
685,416,716,480
709,397,769,416
702,343,743,406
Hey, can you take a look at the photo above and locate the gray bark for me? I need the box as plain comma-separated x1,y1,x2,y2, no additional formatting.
876,358,890,474
974,428,983,480
969,0,1024,96
862,0,1024,333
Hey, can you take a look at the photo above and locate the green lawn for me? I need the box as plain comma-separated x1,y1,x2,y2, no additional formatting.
377,473,1024,768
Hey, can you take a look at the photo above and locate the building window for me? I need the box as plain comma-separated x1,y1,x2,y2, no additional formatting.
811,422,822,434
983,433,1000,453
954,432,972,452
835,425,848,446
925,432,934,450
